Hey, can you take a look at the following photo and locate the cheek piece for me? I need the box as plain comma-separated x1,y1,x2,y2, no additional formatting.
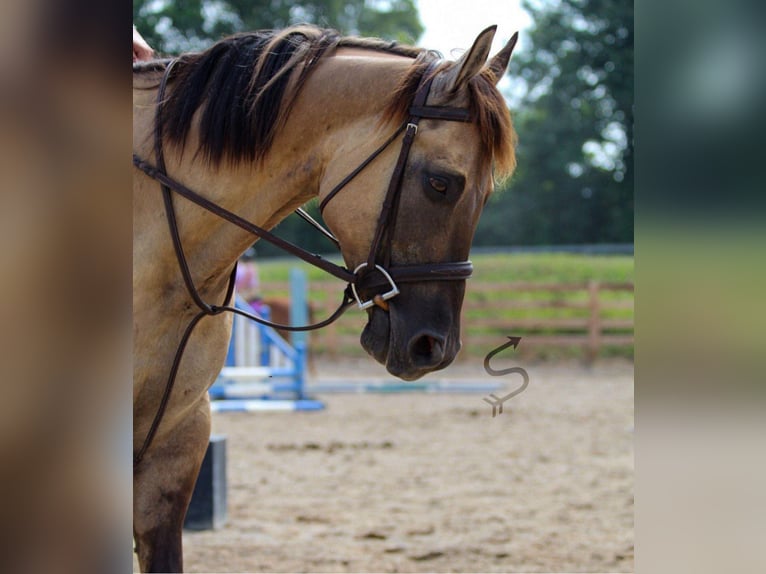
318,61,474,310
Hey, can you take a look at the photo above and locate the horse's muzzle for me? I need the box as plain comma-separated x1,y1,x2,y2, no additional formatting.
360,284,463,380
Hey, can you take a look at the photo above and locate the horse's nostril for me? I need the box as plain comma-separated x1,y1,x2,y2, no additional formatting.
408,332,446,366
411,335,434,357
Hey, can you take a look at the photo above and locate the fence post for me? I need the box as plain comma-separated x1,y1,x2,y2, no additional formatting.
586,280,601,364
458,298,469,361
290,268,308,397
322,285,339,359
258,305,271,366
289,268,308,347
184,434,227,530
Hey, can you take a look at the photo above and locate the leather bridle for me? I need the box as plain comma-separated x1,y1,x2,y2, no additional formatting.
316,61,475,309
132,59,475,464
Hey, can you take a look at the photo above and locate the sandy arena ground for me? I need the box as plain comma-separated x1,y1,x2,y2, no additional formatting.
138,358,633,573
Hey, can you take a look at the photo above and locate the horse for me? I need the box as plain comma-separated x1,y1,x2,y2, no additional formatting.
133,24,517,572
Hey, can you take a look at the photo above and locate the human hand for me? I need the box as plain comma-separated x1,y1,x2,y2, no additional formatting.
133,26,154,62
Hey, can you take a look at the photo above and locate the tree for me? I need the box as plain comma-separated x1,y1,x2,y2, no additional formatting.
133,0,423,55
476,0,633,246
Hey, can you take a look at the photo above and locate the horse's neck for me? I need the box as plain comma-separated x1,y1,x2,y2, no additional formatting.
133,52,410,293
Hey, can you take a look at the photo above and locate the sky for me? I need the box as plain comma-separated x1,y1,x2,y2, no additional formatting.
415,0,532,59
414,0,532,98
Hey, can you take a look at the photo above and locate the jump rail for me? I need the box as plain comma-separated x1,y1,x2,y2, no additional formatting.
208,268,324,412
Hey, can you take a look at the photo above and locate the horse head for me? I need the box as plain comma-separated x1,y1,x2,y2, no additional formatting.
319,27,518,380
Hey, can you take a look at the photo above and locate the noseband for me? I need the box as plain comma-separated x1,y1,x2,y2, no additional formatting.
132,59,474,464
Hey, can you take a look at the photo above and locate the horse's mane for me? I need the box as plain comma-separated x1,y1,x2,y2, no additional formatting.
134,25,515,178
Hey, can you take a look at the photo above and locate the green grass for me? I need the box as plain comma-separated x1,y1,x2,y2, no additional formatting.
255,252,634,284
252,252,634,360
469,252,633,283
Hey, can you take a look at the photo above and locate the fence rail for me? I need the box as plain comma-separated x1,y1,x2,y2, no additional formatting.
258,280,634,362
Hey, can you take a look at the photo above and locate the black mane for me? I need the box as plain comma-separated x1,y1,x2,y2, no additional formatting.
140,26,424,167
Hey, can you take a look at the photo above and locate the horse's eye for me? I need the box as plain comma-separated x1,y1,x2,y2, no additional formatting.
422,170,463,203
429,176,448,194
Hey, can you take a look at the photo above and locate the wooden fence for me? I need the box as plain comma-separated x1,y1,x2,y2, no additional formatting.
259,280,634,362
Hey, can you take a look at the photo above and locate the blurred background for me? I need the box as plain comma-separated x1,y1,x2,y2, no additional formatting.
1,0,763,572
131,4,635,574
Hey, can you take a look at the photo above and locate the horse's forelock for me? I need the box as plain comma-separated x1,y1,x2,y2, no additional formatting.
469,70,517,181
381,58,517,183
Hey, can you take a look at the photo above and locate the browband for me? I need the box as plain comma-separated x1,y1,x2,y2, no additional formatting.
407,105,471,122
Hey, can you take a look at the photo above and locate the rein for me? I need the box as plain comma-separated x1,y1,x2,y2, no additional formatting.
133,59,473,465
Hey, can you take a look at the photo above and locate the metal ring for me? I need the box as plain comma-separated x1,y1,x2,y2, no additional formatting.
350,263,400,310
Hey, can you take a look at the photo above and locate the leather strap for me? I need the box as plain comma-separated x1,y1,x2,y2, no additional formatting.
361,261,474,291
133,154,356,284
295,207,340,248
361,63,447,276
318,122,408,213
408,105,471,122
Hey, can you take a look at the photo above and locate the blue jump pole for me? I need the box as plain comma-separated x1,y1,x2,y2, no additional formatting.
289,268,308,400
258,304,271,366
208,267,324,412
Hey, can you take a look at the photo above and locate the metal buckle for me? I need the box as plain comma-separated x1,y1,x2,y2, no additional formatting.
406,122,418,135
350,263,400,310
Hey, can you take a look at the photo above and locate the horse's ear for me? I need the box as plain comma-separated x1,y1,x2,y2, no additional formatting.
443,25,497,93
486,32,519,85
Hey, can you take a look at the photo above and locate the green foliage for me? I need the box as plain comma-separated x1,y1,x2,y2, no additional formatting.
474,0,633,247
133,0,423,55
